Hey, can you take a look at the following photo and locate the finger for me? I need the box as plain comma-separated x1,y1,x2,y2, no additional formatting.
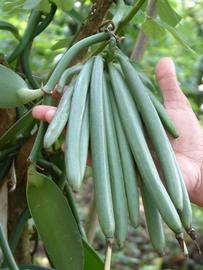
156,57,190,109
32,105,56,122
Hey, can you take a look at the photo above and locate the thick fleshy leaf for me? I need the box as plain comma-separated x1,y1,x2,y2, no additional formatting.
27,165,84,270
83,240,103,270
0,64,28,108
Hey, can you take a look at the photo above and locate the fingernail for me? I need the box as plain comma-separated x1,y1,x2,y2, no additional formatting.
45,109,56,122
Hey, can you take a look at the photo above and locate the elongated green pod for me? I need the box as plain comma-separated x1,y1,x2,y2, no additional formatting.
65,59,93,190
44,81,75,148
79,96,90,186
108,83,140,228
44,32,111,93
90,56,115,238
117,53,183,211
103,74,128,247
26,165,84,270
0,225,19,270
171,150,193,233
140,180,165,255
146,89,178,138
0,64,28,107
108,64,182,234
57,64,82,93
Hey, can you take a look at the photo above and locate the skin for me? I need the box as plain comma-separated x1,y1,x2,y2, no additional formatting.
32,57,203,207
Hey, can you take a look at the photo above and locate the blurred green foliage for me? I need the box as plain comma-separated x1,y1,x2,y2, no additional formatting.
0,1,203,269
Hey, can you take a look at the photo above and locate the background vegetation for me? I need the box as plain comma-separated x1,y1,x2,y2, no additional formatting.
0,0,203,269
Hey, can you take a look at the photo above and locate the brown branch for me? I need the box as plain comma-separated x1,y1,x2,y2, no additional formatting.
131,0,157,61
69,0,113,64
75,0,114,42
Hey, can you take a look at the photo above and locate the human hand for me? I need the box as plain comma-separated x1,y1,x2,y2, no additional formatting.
156,58,203,207
32,58,203,207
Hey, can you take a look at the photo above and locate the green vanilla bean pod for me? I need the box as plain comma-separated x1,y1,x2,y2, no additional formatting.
0,225,19,270
57,64,82,94
43,32,111,93
146,89,178,138
117,52,183,211
103,73,128,247
79,96,90,186
44,80,75,149
108,64,183,235
90,56,115,238
140,180,165,255
108,83,140,228
65,59,93,190
7,10,41,63
170,148,194,239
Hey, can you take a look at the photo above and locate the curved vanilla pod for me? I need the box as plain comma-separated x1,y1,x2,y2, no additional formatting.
43,81,75,149
65,59,93,190
140,180,165,255
108,81,140,228
108,63,183,234
90,56,115,238
117,53,183,211
103,74,128,247
57,64,82,94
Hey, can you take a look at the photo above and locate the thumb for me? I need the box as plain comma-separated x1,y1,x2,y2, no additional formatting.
156,57,190,109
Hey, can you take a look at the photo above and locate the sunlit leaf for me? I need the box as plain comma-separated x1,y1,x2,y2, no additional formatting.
23,0,41,9
52,0,74,11
142,18,166,40
51,37,73,50
157,0,181,27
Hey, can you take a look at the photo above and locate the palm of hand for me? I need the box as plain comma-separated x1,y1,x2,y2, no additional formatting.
157,59,203,206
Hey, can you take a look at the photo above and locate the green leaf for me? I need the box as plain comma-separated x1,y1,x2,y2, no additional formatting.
52,0,74,11
159,21,197,55
83,240,103,270
51,37,73,50
23,0,41,9
27,165,84,270
0,64,28,108
157,0,181,27
35,0,51,13
142,18,166,40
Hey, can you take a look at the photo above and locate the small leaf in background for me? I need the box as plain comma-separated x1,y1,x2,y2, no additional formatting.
35,0,51,13
51,37,73,50
157,0,181,27
142,18,166,40
23,0,41,9
158,20,197,55
52,0,74,12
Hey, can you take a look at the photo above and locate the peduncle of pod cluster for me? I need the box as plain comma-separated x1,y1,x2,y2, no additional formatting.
43,47,197,263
